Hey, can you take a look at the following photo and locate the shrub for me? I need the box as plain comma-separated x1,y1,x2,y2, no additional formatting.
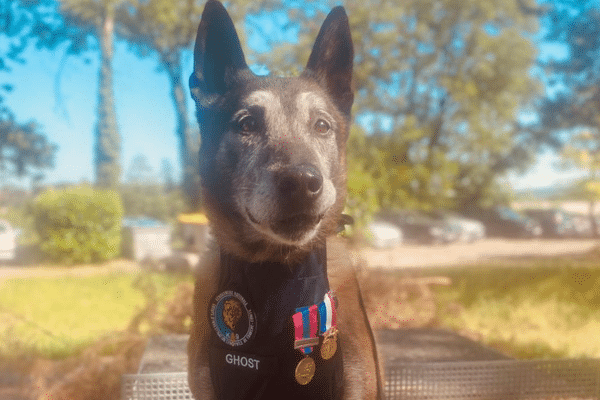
119,184,186,224
32,186,123,264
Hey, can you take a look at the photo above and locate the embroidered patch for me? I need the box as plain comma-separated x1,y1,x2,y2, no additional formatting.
210,290,256,346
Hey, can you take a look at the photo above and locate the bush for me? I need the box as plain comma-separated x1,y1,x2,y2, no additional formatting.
119,184,186,224
32,186,123,264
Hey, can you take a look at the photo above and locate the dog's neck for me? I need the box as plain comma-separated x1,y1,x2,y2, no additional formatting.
218,245,328,291
216,245,330,333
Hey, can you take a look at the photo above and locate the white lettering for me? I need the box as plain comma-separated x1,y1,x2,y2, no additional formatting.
225,353,261,370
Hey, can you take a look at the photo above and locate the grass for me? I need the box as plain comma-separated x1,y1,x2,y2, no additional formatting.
424,251,600,359
1,248,598,362
0,271,192,359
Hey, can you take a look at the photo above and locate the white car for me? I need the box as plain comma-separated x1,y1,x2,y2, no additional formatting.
447,214,486,242
0,219,17,261
365,221,403,248
427,211,486,242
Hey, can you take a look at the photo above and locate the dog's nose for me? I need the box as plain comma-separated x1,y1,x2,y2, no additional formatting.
278,164,323,199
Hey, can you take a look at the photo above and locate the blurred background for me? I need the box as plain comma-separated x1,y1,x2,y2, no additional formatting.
1,0,600,399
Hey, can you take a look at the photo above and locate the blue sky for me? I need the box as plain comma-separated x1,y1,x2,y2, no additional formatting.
2,40,185,186
0,2,588,190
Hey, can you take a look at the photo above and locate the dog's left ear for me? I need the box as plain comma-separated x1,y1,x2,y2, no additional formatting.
305,6,354,117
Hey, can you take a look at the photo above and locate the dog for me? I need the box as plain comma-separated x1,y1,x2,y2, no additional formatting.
187,1,382,399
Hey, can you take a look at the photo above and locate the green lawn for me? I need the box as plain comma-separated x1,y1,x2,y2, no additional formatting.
0,272,192,359
427,252,600,359
1,249,598,361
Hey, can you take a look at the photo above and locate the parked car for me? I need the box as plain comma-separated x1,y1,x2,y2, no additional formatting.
365,221,403,248
570,214,600,237
462,207,542,239
0,219,17,261
376,210,459,244
425,210,486,242
521,209,576,238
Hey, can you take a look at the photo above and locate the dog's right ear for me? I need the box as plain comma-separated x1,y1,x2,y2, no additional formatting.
190,0,248,104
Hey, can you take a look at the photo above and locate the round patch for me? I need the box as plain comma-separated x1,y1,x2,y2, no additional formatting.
210,290,255,346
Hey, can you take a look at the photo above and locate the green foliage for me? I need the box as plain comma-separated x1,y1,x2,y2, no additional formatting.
538,1,600,133
119,184,185,224
0,105,57,183
3,202,38,246
120,153,186,223
255,0,542,212
125,153,155,185
32,185,123,264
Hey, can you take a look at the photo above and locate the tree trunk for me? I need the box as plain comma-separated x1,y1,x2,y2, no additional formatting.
165,56,200,211
94,6,121,189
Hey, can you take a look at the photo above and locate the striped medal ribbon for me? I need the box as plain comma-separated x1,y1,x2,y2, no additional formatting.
293,304,318,385
318,291,338,360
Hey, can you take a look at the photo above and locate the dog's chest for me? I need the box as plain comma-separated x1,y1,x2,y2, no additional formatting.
207,247,344,399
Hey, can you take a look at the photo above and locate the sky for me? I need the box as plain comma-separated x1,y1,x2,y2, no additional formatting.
0,1,589,191
2,40,185,186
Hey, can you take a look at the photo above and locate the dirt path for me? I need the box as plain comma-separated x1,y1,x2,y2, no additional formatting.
355,238,600,269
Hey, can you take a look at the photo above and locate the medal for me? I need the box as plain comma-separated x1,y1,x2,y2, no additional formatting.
292,304,319,385
291,292,339,384
318,292,338,360
294,356,316,385
320,327,338,360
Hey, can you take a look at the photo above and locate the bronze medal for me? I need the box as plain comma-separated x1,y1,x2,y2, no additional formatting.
294,356,315,385
320,327,338,360
320,335,337,360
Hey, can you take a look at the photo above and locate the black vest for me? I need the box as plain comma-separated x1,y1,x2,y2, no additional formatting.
208,247,344,400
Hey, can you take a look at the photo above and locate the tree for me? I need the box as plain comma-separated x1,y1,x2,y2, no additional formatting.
126,153,155,185
160,158,175,192
1,0,64,116
121,154,185,222
115,0,203,210
561,130,600,236
537,1,600,130
59,0,124,189
263,0,541,213
0,1,61,184
0,117,57,181
535,1,600,235
116,0,280,210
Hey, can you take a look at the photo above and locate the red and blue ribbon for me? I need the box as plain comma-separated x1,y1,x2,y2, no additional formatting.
293,292,337,355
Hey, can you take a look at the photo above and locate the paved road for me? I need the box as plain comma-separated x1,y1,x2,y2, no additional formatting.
355,238,600,269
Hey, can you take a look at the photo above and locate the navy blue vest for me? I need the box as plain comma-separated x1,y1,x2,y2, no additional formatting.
208,247,344,400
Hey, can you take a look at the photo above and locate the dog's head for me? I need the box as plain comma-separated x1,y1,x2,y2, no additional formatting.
190,0,353,264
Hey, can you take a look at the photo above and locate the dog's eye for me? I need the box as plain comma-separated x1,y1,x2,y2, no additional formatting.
239,116,257,133
314,119,330,135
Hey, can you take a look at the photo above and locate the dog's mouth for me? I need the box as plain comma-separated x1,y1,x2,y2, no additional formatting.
246,208,325,244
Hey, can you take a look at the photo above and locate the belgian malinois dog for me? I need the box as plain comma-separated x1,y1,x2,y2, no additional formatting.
187,1,382,399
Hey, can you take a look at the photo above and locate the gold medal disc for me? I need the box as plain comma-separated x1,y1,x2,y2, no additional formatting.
294,356,315,385
320,336,337,360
